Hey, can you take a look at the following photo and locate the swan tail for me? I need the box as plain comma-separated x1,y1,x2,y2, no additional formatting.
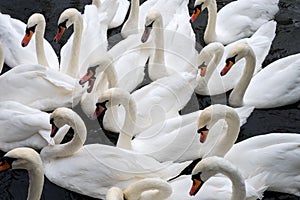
245,173,269,200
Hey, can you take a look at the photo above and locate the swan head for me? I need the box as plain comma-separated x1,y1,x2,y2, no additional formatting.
141,10,162,43
0,147,43,172
190,0,209,23
54,8,81,42
21,13,45,47
221,43,254,76
79,55,113,93
190,156,231,196
106,187,124,200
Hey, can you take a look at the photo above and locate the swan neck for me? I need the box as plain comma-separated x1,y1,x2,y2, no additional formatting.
116,96,136,150
124,179,172,200
204,47,223,82
67,15,83,78
35,19,49,67
229,53,256,107
149,17,168,80
121,0,139,37
0,44,4,73
105,63,119,89
204,2,218,43
27,164,44,200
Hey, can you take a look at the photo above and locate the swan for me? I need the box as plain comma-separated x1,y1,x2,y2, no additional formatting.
21,13,59,70
0,147,44,200
40,107,191,199
195,20,276,95
190,0,279,44
141,9,197,81
54,6,113,78
92,0,130,29
93,88,254,161
106,178,172,200
0,101,69,152
0,12,58,69
221,42,300,108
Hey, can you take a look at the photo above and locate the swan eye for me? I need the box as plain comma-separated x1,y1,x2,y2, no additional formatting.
58,19,68,28
197,126,208,133
145,21,154,28
191,171,202,181
194,2,204,13
25,24,37,36
96,100,109,109
225,56,236,65
50,118,54,125
0,157,17,171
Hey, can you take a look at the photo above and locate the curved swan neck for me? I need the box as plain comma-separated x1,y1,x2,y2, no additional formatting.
148,14,168,80
204,0,218,44
116,95,137,150
0,43,4,73
34,16,49,67
229,52,256,107
41,110,86,159
67,13,83,78
27,167,44,200
121,0,139,37
124,178,172,200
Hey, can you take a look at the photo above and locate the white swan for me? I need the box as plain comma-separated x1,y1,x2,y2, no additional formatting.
40,107,191,199
93,88,254,160
54,6,112,78
106,178,172,200
0,101,69,152
221,42,300,108
195,20,276,95
0,12,58,69
21,13,59,70
190,0,279,44
0,147,44,200
92,0,130,29
141,9,197,81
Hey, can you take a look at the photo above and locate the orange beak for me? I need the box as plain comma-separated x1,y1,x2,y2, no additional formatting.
21,30,34,47
54,26,66,42
0,160,11,171
189,178,203,196
79,70,95,85
190,8,201,23
220,61,234,76
199,130,208,143
92,104,106,120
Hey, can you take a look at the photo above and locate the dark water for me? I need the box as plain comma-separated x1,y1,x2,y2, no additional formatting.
0,0,299,199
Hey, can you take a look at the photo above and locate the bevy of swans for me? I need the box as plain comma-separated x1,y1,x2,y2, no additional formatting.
106,178,172,200
141,9,197,81
54,6,113,78
93,88,254,161
221,42,300,108
0,101,69,152
0,147,44,200
190,0,279,44
195,20,276,95
40,107,191,199
0,12,58,69
21,13,59,70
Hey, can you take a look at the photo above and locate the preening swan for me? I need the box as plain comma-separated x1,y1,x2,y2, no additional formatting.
0,101,69,152
190,0,279,44
221,42,300,108
21,13,59,70
106,178,172,200
0,147,44,200
195,20,276,95
40,107,191,199
93,88,254,161
0,12,58,69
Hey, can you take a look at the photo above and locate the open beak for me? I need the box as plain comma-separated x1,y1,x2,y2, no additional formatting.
87,78,96,93
189,178,203,196
141,26,152,43
220,61,234,76
21,30,34,47
54,26,66,42
50,123,59,138
92,104,106,120
0,160,12,172
190,8,201,23
79,70,95,85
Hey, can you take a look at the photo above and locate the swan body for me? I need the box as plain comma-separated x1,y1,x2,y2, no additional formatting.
195,20,276,95
0,101,69,152
56,6,112,78
0,64,84,111
191,0,279,44
0,12,58,69
41,107,191,199
0,147,44,200
222,43,300,108
106,178,172,200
